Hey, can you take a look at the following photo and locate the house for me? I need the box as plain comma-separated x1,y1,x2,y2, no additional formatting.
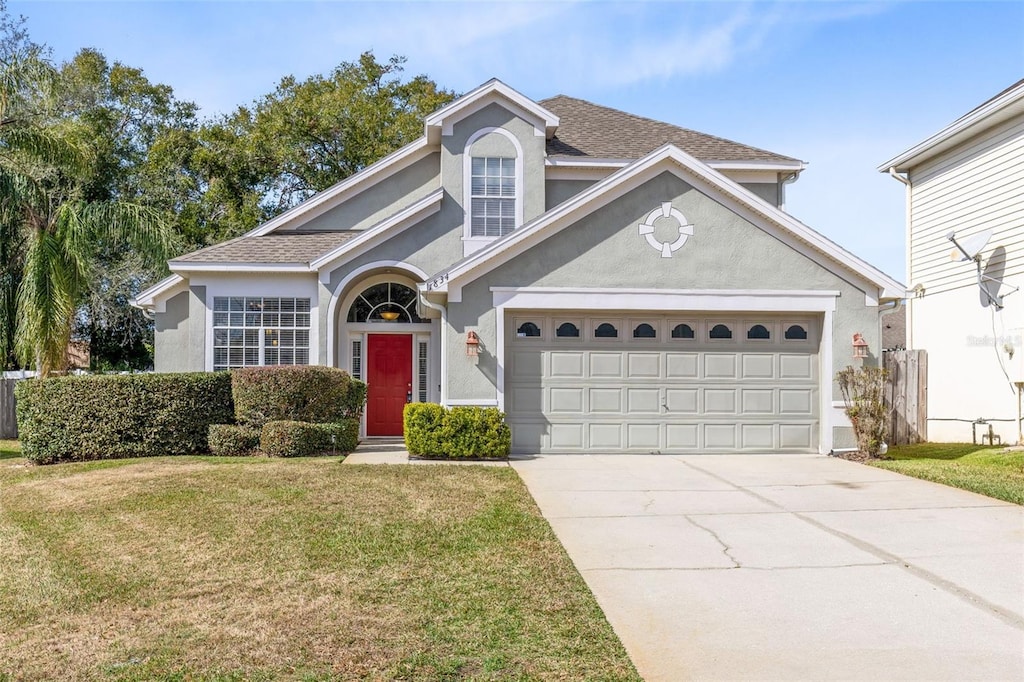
133,79,903,454
880,78,1024,444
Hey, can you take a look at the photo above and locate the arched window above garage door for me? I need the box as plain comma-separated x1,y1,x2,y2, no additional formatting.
709,324,733,340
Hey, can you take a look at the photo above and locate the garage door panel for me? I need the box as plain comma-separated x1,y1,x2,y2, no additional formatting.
779,389,815,415
666,423,699,449
550,387,584,413
627,388,661,414
551,423,584,449
741,389,775,414
780,423,815,449
627,423,660,449
590,388,623,413
589,423,622,449
704,353,738,378
704,424,737,449
510,350,543,379
627,353,661,378
666,353,699,378
741,354,775,379
740,424,775,450
779,353,814,379
506,313,819,454
704,388,737,414
551,352,585,377
589,352,623,378
666,388,698,413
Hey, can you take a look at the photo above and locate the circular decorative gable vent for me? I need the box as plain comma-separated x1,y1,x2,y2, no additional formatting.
638,202,694,258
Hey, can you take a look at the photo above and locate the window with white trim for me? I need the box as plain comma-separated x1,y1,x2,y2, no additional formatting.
351,339,362,380
212,297,310,371
470,157,516,237
417,341,428,402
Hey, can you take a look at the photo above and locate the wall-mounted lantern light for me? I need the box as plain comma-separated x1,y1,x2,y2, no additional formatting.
466,331,480,364
852,332,868,360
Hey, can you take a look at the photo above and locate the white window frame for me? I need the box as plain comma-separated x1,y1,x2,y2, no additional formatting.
210,296,312,371
462,127,524,256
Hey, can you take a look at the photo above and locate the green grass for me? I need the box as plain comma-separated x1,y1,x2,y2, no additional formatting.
872,443,1024,505
0,455,639,681
0,439,20,459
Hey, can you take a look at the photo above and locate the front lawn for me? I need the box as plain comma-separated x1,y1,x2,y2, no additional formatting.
0,439,20,459
0,456,640,680
872,443,1024,505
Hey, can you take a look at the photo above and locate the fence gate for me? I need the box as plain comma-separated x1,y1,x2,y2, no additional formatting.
0,378,16,439
884,350,927,445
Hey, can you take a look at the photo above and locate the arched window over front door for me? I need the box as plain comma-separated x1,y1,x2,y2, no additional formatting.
347,282,423,323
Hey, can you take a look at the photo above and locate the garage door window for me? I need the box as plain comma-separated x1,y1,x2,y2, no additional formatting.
516,321,541,338
633,323,657,339
555,322,580,338
747,324,771,340
785,324,808,340
671,323,695,340
594,322,618,338
709,323,733,340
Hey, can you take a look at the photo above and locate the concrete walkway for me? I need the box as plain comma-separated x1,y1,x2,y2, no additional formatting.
510,454,1024,681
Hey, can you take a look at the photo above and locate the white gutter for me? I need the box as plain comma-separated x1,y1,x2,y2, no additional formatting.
886,166,913,348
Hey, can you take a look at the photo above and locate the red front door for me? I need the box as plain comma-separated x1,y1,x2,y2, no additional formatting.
366,334,413,436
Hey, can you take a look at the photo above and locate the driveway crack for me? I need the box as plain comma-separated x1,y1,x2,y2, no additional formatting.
685,515,741,568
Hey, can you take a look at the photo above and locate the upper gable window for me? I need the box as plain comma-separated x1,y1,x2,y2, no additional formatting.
470,157,516,237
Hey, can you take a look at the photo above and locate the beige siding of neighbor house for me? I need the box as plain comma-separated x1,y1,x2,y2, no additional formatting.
908,115,1024,297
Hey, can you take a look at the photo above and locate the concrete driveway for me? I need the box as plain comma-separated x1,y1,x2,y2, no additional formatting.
510,454,1024,681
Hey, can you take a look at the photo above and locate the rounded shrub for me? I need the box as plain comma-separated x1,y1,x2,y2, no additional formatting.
208,424,261,457
404,404,510,459
232,366,366,429
260,419,360,458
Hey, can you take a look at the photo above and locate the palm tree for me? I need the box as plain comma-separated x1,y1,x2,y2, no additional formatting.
1,46,175,375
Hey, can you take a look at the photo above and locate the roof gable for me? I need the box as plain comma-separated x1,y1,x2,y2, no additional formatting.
432,144,903,303
425,79,559,141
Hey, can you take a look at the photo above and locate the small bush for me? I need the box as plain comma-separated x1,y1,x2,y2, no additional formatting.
208,424,261,457
232,366,366,428
837,365,890,456
260,419,360,458
15,372,234,464
404,403,447,456
404,404,510,459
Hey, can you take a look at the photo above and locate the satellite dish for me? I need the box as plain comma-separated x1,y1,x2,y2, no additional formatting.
947,229,992,261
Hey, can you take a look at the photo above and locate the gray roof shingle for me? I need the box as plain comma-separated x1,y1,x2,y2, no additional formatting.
173,231,358,264
540,95,801,164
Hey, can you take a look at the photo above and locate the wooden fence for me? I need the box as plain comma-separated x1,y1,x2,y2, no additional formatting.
0,378,17,439
884,349,927,445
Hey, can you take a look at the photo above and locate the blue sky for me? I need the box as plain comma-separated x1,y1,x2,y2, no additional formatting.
11,0,1024,281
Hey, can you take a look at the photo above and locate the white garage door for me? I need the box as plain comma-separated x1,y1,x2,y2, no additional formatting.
505,314,820,454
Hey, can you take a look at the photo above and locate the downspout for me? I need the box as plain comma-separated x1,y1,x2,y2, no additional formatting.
887,166,912,348
418,291,448,406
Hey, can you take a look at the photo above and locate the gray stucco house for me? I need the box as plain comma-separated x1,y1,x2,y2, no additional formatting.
133,79,903,454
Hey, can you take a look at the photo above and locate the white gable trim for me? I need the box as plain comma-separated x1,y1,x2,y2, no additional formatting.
170,262,309,274
247,137,433,237
130,274,187,313
879,80,1024,172
434,144,903,303
425,79,559,140
311,188,444,281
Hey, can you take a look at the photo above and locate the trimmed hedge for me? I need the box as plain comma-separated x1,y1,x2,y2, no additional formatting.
208,424,261,457
404,404,511,459
260,419,359,458
15,372,234,464
232,366,366,428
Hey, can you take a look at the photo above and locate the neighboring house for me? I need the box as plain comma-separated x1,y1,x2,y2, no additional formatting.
134,79,903,454
880,78,1024,444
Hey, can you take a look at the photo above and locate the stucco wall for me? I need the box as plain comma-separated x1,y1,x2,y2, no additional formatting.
283,152,440,233
545,179,598,210
444,171,880,432
153,290,191,373
740,182,781,207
